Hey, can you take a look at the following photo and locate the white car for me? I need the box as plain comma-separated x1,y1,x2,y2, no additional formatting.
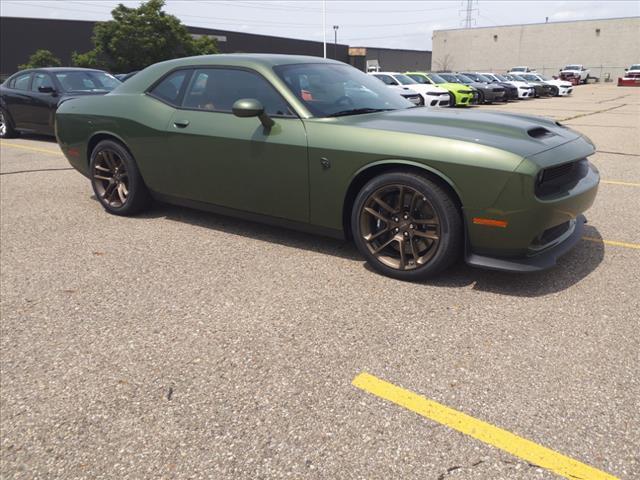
522,73,573,96
508,66,536,74
560,64,590,83
369,72,450,107
488,73,535,99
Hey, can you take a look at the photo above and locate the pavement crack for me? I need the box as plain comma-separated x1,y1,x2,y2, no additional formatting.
0,167,74,176
596,150,639,157
559,103,627,121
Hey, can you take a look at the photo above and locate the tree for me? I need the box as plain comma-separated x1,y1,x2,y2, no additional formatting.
73,0,218,73
19,49,62,70
435,54,454,72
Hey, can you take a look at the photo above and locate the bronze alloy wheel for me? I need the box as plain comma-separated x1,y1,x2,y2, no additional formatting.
92,148,130,208
359,184,441,271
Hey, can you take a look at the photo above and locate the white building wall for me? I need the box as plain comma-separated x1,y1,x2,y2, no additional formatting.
432,17,640,80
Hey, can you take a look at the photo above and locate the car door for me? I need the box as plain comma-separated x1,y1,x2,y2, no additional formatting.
3,71,33,129
28,72,58,134
162,67,309,222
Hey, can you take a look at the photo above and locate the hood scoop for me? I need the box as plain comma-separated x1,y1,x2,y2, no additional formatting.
528,127,555,139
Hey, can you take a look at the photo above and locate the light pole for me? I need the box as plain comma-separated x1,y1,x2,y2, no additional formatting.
322,0,326,58
333,25,339,59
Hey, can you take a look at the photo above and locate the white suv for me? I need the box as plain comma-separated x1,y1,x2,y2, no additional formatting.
369,72,450,107
508,66,535,74
560,65,590,83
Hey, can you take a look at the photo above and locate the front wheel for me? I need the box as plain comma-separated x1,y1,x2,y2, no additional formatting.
90,139,151,216
351,172,463,280
0,108,19,138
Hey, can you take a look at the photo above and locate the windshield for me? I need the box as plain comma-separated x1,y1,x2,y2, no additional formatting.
406,73,430,84
495,74,509,81
511,67,525,72
510,74,527,82
55,71,120,92
394,74,417,85
453,74,474,84
630,65,640,71
521,74,538,81
426,73,447,84
467,73,491,83
564,65,580,70
274,63,413,118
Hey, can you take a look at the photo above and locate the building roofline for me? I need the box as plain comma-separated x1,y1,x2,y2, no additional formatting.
352,46,431,54
434,15,640,33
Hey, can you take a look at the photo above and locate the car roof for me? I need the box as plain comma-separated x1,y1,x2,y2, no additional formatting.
154,53,343,69
25,67,105,72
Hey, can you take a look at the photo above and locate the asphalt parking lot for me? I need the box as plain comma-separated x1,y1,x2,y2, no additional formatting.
1,83,639,479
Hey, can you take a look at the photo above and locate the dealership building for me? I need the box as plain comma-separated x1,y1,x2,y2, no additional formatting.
432,16,640,80
0,16,430,78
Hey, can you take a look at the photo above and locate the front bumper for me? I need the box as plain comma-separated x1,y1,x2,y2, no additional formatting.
482,89,506,102
465,215,586,272
463,135,598,269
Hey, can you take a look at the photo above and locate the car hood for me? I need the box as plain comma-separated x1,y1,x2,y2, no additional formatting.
544,79,572,87
463,82,494,90
439,82,473,93
409,84,448,94
327,108,585,158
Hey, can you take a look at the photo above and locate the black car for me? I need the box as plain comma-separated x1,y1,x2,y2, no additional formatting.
438,73,505,104
0,67,120,138
461,72,518,101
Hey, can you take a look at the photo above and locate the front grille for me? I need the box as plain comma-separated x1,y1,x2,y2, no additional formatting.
535,159,589,198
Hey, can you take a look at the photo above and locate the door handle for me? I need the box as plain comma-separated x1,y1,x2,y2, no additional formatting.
173,120,190,128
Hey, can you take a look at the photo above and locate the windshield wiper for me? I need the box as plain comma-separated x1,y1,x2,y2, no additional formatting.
327,108,393,117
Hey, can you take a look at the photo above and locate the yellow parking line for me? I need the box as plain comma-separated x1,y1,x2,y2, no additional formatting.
0,142,62,155
601,180,640,187
353,372,619,480
583,237,640,249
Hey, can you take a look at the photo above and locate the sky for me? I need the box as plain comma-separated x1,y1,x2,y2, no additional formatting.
1,0,638,50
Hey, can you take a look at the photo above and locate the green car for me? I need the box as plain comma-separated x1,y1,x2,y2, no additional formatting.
56,55,599,280
405,71,476,107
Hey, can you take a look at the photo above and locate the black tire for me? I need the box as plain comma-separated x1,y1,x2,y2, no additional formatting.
478,90,486,104
0,108,19,138
89,139,151,216
351,171,463,281
550,85,559,97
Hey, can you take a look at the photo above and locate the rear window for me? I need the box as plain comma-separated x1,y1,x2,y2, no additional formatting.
148,70,190,106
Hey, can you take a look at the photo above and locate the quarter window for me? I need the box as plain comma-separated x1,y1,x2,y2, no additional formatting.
373,74,397,86
11,72,32,90
182,68,294,117
149,70,189,106
31,73,55,92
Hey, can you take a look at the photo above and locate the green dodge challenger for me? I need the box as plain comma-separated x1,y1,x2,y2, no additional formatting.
56,55,599,280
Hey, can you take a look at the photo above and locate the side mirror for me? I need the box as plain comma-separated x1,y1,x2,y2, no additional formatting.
232,98,274,129
38,86,56,94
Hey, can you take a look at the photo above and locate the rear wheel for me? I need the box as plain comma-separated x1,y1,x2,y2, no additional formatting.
90,139,151,216
351,171,463,280
0,108,19,138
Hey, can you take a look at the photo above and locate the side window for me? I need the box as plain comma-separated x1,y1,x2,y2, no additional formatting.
182,68,294,117
31,73,54,92
376,75,397,86
149,70,189,106
12,72,32,90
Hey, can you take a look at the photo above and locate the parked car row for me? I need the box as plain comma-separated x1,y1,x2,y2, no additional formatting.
366,69,574,109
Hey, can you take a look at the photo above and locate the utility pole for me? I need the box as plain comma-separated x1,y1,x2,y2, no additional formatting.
323,0,326,58
333,25,339,59
461,0,478,28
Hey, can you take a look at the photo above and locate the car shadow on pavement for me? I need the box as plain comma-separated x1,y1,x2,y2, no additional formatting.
141,202,605,297
422,224,605,297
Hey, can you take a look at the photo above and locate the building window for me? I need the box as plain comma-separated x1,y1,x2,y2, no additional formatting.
595,28,601,36
493,34,498,42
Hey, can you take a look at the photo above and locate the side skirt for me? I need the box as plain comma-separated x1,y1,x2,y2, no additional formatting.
150,191,346,241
